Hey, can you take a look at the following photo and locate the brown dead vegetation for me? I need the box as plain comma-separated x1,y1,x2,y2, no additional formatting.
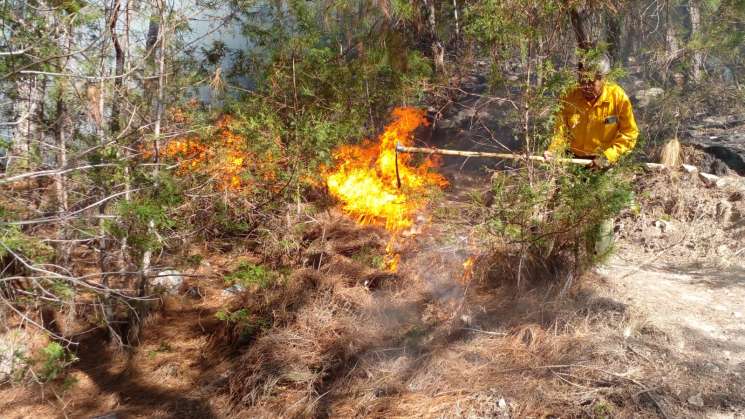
3,167,744,418
224,203,734,418
617,159,745,267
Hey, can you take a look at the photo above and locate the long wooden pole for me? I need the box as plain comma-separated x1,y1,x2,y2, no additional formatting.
395,143,592,165
395,142,667,169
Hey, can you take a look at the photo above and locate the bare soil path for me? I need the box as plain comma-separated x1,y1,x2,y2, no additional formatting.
599,257,745,417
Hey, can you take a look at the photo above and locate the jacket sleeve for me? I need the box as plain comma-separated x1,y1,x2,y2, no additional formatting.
602,91,639,163
547,103,569,153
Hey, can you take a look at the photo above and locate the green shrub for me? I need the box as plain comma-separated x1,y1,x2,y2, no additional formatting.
225,262,278,289
0,225,54,263
351,246,386,270
215,308,270,343
36,342,77,382
480,162,634,276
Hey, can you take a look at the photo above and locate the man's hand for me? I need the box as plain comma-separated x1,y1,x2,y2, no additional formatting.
590,155,610,170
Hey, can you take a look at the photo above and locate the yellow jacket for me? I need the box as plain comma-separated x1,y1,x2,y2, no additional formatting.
548,83,639,163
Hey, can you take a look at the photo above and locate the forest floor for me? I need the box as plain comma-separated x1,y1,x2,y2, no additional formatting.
2,150,744,418
2,68,745,417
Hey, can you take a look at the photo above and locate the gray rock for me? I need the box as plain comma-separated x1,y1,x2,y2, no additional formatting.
682,164,698,174
634,87,665,108
152,270,184,294
699,172,721,187
688,393,705,407
710,160,730,176
221,284,246,297
684,119,745,175
699,115,745,129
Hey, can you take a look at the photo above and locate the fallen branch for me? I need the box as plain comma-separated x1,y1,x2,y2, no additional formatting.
461,328,507,336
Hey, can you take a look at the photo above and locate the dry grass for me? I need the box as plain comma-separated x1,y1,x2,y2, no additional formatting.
7,168,742,418
225,165,745,417
616,164,745,266
227,215,395,417
224,208,691,418
658,138,681,168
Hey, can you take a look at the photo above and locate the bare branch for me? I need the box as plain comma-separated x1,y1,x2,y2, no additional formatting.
0,47,32,56
0,163,120,184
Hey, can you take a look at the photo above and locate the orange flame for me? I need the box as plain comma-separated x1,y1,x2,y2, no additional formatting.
461,256,476,283
322,107,448,232
160,115,280,192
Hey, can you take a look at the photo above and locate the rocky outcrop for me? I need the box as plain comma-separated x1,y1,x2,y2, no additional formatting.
684,115,745,176
152,270,185,295
633,87,665,108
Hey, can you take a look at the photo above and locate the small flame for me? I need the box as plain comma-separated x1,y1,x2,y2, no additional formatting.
461,256,476,283
385,240,400,272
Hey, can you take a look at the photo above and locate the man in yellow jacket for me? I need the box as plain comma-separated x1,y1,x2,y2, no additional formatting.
545,55,639,256
545,55,639,168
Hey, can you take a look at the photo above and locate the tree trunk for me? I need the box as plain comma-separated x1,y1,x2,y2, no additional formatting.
569,7,593,51
110,0,125,133
452,0,459,41
689,0,703,82
606,11,622,65
119,0,133,275
663,0,681,83
53,12,74,267
140,0,167,296
53,96,71,265
424,0,445,73
9,76,41,173
666,2,679,59
143,9,160,104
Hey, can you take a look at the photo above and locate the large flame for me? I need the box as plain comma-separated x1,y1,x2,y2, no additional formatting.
323,107,448,233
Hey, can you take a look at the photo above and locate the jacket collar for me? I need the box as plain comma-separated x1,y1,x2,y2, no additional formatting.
597,82,612,104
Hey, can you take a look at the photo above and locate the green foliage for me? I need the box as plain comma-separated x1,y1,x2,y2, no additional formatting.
36,342,77,382
48,280,75,301
464,0,563,49
593,399,614,418
185,254,203,268
209,202,253,236
167,0,434,239
351,246,386,270
215,308,251,323
147,342,173,359
60,374,79,393
215,307,270,342
0,224,54,263
484,163,634,270
225,262,278,289
107,174,183,256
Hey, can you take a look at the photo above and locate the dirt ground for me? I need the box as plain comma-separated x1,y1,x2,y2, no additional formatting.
601,258,745,373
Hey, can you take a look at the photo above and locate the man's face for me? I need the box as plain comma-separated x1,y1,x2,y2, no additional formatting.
579,71,604,101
